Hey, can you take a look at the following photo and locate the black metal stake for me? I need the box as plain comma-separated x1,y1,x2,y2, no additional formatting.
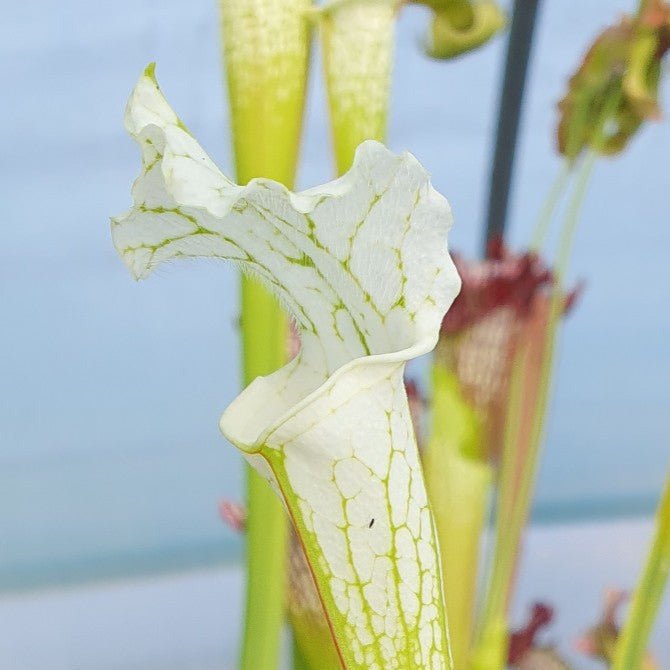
483,0,542,256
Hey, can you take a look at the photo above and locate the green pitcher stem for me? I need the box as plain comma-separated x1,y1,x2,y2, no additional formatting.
292,632,313,670
474,81,622,666
424,353,492,670
320,0,399,174
473,151,597,669
470,333,527,670
221,0,312,187
530,161,570,254
219,2,312,668
613,473,670,670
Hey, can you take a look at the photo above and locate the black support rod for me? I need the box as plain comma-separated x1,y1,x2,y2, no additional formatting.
483,0,542,256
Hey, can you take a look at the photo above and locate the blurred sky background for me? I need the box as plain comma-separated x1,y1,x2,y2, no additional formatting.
1,0,669,656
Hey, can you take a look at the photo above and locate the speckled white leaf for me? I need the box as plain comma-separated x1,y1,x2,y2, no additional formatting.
112,66,461,670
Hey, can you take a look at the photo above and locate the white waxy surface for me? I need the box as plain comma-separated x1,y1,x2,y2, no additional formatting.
113,69,460,668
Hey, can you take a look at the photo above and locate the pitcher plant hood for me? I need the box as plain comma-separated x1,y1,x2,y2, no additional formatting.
112,66,461,669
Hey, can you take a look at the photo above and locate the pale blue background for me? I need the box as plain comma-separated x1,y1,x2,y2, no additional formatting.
1,0,669,591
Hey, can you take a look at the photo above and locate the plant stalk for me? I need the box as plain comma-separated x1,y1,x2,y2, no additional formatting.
613,473,670,670
530,161,570,253
474,80,623,666
424,355,492,670
473,151,596,668
219,2,312,668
